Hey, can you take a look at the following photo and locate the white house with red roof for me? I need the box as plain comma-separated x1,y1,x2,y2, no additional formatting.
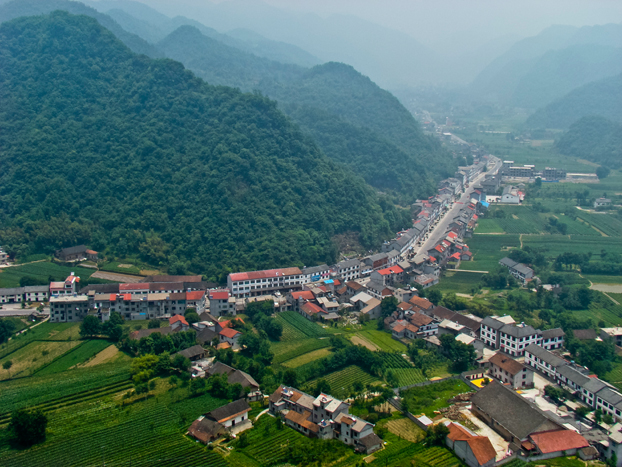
50,273,80,296
170,314,189,331
227,268,303,298
219,327,242,347
370,265,404,286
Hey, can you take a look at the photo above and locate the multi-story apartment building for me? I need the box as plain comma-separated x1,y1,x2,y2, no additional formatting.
209,290,236,317
541,328,565,350
334,259,361,282
524,344,567,379
227,268,303,298
301,265,331,283
480,316,543,357
489,352,534,389
50,295,90,322
542,167,567,180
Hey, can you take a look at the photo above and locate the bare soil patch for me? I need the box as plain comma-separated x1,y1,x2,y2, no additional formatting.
80,345,119,367
351,335,379,351
91,271,143,282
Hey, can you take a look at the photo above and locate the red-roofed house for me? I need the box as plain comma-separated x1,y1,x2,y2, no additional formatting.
170,314,189,331
209,290,235,317
527,430,589,458
299,301,325,320
288,290,316,312
370,265,404,286
447,253,461,269
186,290,206,312
462,251,473,261
219,327,242,346
227,267,303,298
445,423,496,467
447,232,458,240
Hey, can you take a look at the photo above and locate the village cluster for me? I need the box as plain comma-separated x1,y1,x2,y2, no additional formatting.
5,154,622,466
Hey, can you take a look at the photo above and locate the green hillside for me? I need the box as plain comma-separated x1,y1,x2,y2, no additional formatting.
0,0,162,58
158,26,454,201
526,73,622,129
0,12,405,277
555,116,622,169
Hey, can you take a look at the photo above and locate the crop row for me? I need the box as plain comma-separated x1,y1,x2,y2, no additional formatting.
393,368,426,387
35,340,113,376
314,365,380,390
577,212,622,237
271,337,331,364
277,311,329,338
378,352,412,369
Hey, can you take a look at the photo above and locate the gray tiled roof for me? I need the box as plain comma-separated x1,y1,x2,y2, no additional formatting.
500,323,540,338
598,387,622,406
302,264,329,275
471,382,561,440
556,365,590,387
338,258,361,268
208,399,250,422
481,316,506,331
583,378,608,394
513,263,534,276
525,344,566,368
499,257,517,268
542,328,565,339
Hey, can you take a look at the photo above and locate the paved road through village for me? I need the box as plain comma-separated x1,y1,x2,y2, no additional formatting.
416,157,502,257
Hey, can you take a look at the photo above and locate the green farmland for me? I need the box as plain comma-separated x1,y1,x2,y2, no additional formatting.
0,262,96,288
459,234,521,271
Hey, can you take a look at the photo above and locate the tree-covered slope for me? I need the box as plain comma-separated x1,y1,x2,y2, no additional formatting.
525,73,622,129
158,27,454,201
0,0,162,58
0,12,404,277
555,117,622,169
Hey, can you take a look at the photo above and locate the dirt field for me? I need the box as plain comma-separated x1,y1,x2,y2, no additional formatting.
79,345,119,367
591,284,622,293
91,271,144,282
385,418,425,442
351,335,379,351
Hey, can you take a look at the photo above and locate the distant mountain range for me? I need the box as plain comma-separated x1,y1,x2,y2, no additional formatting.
470,23,622,109
526,73,622,129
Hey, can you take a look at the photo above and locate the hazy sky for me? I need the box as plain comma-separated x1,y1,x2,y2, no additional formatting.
206,0,622,47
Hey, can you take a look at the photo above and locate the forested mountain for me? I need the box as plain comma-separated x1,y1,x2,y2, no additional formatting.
0,12,411,277
525,73,622,129
87,0,321,67
158,26,454,201
470,22,622,107
555,117,622,169
0,0,162,58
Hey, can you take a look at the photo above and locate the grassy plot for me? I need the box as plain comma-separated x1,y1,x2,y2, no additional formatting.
35,340,114,376
271,338,331,365
458,234,521,271
308,365,381,392
0,340,81,380
392,369,427,387
474,218,504,233
385,417,425,443
485,206,597,236
276,311,330,338
0,262,95,288
0,322,79,360
522,235,622,258
401,379,473,418
430,271,486,294
282,348,333,368
356,330,407,352
584,275,622,285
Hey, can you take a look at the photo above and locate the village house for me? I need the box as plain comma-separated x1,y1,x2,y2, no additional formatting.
601,328,622,347
188,399,251,444
334,259,362,282
445,422,496,467
0,246,8,265
0,285,49,304
49,294,90,322
209,290,235,317
524,344,567,379
594,198,611,209
499,257,534,283
541,328,565,350
269,386,382,454
219,327,242,347
301,264,330,283
207,362,261,398
370,265,404,287
175,344,206,362
55,245,95,262
488,352,534,389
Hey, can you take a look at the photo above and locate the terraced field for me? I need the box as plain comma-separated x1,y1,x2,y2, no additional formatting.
36,339,113,375
271,338,331,364
576,211,622,237
271,311,332,364
282,348,332,368
356,330,407,352
0,340,81,380
393,368,426,387
308,365,381,392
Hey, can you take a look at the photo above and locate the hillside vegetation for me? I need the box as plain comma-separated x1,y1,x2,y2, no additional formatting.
526,73,622,129
158,26,454,200
555,117,622,169
0,12,409,277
